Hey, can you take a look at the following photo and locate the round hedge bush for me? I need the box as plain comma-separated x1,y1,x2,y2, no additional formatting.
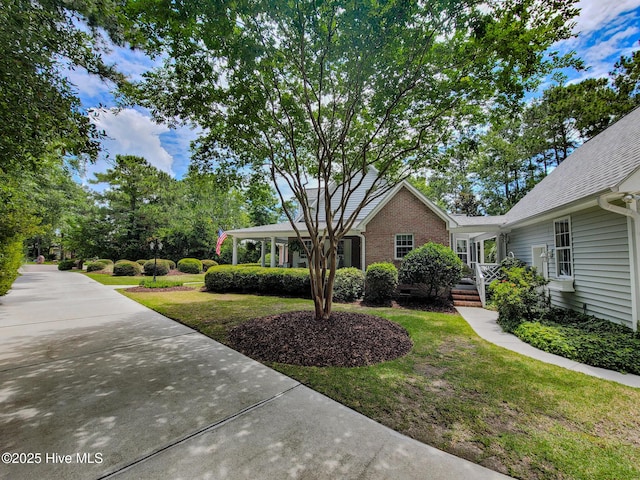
57,259,75,271
333,267,365,303
86,260,111,272
96,258,114,264
201,259,218,271
143,259,171,277
205,267,235,292
113,260,143,276
399,242,463,299
364,262,398,305
178,258,203,274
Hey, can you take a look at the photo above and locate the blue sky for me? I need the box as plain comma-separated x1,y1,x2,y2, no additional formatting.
71,0,640,185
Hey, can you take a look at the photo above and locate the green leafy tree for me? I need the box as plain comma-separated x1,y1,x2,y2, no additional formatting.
0,0,126,293
91,155,175,260
125,0,579,320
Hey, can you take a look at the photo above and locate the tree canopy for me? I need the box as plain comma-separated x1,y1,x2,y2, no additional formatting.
125,0,580,319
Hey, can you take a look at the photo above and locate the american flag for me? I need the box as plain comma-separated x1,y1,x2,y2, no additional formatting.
215,229,228,256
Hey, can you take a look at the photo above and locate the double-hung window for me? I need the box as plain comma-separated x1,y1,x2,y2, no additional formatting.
395,234,414,260
299,240,313,259
554,217,572,277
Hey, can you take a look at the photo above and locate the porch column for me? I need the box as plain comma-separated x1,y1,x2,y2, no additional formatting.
260,240,266,267
232,237,238,265
270,236,276,267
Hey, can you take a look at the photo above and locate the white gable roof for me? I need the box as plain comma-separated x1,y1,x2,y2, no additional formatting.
505,106,640,226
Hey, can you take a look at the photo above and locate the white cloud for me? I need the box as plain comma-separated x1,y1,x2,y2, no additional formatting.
88,108,175,179
572,0,640,35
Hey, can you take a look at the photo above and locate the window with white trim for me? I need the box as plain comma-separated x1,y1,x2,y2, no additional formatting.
395,234,414,259
455,239,468,265
299,240,313,259
554,217,572,277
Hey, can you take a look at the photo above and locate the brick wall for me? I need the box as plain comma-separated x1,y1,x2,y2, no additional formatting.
363,186,449,267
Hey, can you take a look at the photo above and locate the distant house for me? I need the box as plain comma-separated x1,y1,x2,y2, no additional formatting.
227,169,456,270
228,107,640,331
456,107,640,331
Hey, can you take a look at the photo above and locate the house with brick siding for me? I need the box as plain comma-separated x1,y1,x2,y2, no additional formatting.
226,168,457,270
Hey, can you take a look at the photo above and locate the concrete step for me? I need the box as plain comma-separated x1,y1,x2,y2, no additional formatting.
453,300,484,307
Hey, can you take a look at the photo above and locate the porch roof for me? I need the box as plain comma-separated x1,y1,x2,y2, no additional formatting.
449,214,506,233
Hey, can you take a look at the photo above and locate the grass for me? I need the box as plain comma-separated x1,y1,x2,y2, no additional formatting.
80,271,205,285
121,289,640,480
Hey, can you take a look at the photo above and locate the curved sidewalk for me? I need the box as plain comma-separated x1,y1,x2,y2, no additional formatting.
456,307,640,389
0,265,511,480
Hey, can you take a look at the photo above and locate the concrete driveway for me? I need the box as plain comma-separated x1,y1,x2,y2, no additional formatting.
0,266,510,479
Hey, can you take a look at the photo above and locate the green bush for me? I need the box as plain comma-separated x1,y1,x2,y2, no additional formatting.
514,322,578,358
0,236,23,296
143,259,171,277
113,260,143,276
204,267,235,292
204,265,311,297
513,316,640,375
201,259,218,271
138,278,184,288
178,258,203,274
86,260,111,272
282,269,311,297
58,259,75,271
96,258,114,265
136,259,147,266
399,242,463,299
364,262,398,305
489,266,549,332
333,267,365,302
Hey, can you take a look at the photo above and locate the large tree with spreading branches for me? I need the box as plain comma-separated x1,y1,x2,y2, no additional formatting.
125,0,579,320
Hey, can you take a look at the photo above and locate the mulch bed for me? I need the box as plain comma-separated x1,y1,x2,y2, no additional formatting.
125,286,194,292
228,311,413,367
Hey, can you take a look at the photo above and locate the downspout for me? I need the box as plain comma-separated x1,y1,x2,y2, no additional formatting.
598,193,640,331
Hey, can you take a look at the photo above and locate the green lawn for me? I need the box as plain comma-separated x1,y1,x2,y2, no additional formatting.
122,289,640,480
80,271,205,285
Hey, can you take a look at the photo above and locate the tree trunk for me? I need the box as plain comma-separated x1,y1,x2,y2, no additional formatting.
308,237,338,321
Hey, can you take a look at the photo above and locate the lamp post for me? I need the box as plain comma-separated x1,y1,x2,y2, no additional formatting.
149,239,163,282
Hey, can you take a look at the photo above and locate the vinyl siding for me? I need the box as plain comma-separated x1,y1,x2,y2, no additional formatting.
507,206,633,328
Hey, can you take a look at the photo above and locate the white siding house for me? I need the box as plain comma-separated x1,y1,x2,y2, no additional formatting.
454,106,640,331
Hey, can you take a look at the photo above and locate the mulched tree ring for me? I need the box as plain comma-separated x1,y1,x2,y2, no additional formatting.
228,311,413,367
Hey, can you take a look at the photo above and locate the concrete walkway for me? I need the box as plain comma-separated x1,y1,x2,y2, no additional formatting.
0,266,511,480
456,306,640,389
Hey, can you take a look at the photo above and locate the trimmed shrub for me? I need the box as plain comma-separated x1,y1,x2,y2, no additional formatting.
143,259,171,277
177,258,203,274
204,265,311,297
136,259,147,266
399,242,463,299
489,266,549,332
0,236,23,296
86,260,111,272
96,258,114,265
58,259,75,271
282,269,311,297
113,260,142,276
205,267,235,292
333,267,365,302
364,262,398,305
201,259,218,271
